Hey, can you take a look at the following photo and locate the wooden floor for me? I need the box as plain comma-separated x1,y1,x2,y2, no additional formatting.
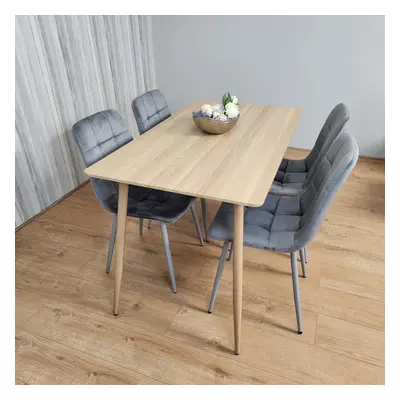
15,148,385,385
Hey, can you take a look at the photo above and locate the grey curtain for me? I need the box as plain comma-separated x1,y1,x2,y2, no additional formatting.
15,15,156,227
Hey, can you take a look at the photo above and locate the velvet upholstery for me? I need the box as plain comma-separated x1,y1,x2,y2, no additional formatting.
270,103,350,196
73,109,193,223
131,89,171,135
208,132,359,253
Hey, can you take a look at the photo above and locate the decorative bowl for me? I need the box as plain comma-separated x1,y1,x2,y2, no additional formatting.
192,115,239,135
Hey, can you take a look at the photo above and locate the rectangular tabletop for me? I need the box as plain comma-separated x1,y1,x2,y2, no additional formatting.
85,101,302,207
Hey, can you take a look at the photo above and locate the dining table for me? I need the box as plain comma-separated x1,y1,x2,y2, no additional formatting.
84,100,302,355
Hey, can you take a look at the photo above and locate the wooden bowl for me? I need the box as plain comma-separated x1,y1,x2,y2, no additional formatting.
193,116,239,135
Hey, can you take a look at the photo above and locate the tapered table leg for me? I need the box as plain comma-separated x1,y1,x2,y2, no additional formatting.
113,183,129,316
233,204,244,355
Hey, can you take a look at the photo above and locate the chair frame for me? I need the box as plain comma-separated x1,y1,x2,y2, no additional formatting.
208,240,305,334
105,202,204,293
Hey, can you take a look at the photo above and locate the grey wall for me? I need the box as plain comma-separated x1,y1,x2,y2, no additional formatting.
15,15,156,227
152,15,384,158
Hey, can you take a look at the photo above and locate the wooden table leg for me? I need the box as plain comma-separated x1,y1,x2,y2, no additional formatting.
113,183,129,316
233,204,244,355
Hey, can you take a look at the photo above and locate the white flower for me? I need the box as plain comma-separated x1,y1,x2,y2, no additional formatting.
201,104,213,117
225,102,240,119
231,95,238,105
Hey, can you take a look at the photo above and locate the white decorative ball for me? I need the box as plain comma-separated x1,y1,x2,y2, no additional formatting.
212,110,223,119
212,104,225,112
201,104,213,117
215,114,228,121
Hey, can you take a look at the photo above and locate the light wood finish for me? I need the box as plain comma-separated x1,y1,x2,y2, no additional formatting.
85,101,301,352
114,183,129,315
233,204,244,355
15,151,385,384
84,102,301,207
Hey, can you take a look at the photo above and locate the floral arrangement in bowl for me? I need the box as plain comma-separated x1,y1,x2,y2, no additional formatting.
192,93,240,134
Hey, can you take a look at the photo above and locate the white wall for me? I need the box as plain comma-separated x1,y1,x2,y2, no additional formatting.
152,15,384,158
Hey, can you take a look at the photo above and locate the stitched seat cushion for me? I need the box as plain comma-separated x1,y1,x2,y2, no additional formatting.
96,182,194,223
208,196,300,251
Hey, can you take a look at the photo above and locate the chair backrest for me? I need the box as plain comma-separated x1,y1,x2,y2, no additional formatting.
305,103,350,170
295,132,359,248
131,89,171,135
72,109,133,213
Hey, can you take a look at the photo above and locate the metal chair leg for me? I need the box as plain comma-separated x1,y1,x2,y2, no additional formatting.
139,218,144,235
161,223,177,293
190,203,204,246
304,246,308,263
299,248,307,278
208,241,230,313
106,214,117,273
201,198,209,242
148,220,152,229
227,241,233,261
290,252,303,334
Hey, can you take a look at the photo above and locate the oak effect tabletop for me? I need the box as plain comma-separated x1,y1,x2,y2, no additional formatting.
85,101,302,207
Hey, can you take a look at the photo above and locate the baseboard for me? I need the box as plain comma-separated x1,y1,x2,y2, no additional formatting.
358,154,385,162
288,146,385,162
15,180,90,232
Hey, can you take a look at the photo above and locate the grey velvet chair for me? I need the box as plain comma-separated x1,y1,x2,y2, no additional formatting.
73,109,204,293
270,103,350,197
207,132,359,334
131,89,209,240
253,103,350,267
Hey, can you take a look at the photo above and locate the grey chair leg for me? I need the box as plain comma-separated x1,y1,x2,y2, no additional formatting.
106,214,117,273
208,241,230,313
190,203,204,246
161,223,177,293
290,252,303,334
148,219,152,229
304,246,308,263
227,241,233,261
299,248,307,278
201,198,209,242
139,218,144,235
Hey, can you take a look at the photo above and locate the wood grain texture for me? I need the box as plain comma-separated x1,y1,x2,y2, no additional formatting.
233,204,244,354
15,152,385,384
85,102,301,206
15,330,148,385
114,183,129,315
15,15,156,227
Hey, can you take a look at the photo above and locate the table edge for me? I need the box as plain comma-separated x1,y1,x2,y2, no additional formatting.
83,170,265,207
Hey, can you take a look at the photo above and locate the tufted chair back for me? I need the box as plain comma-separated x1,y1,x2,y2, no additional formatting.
72,109,133,213
295,131,359,247
305,103,350,170
131,89,171,135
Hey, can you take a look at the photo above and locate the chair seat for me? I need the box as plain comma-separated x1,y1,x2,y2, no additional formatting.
105,185,194,223
208,194,303,253
269,181,303,196
272,160,308,196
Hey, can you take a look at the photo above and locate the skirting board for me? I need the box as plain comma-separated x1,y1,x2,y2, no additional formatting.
15,180,90,232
